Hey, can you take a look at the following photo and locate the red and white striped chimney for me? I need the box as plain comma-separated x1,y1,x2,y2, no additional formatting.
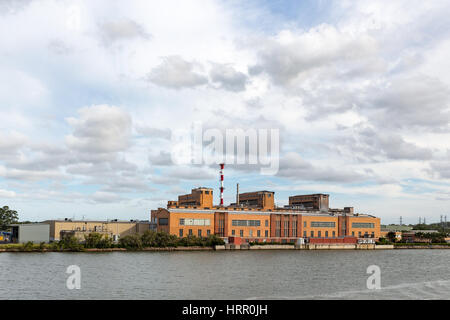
220,163,224,206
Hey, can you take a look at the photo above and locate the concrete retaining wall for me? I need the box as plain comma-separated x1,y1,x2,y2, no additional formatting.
307,244,357,250
250,245,296,250
375,245,394,250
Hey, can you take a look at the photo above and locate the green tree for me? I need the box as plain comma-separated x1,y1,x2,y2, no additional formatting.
386,231,397,243
141,230,157,247
154,231,178,247
59,236,83,251
119,234,143,250
0,206,19,230
84,232,112,248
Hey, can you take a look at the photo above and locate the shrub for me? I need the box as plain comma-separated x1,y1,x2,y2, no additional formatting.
84,233,113,249
141,230,158,247
154,232,178,247
203,234,225,247
60,236,83,251
119,234,142,250
21,241,34,251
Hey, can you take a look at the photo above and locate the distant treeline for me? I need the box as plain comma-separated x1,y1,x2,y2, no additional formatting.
13,231,225,252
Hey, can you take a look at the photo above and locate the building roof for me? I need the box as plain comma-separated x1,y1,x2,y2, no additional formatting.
42,220,151,224
165,207,376,218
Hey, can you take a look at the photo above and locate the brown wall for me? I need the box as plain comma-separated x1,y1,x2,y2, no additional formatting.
44,220,151,241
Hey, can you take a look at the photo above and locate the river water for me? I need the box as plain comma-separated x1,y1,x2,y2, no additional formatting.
1,249,449,299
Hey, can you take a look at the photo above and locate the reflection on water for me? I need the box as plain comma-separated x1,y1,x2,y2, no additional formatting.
0,249,449,300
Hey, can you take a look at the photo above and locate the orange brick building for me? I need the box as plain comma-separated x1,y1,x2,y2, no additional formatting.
151,187,381,242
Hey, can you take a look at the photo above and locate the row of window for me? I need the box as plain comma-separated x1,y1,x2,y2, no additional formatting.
352,223,375,228
352,231,375,237
179,229,211,237
177,229,375,238
231,220,269,227
303,230,337,238
179,218,211,226
310,221,336,228
231,229,269,237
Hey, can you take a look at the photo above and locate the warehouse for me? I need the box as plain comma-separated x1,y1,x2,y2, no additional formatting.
9,223,50,243
151,187,381,243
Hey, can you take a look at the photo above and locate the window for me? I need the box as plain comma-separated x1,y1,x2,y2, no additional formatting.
284,219,289,237
275,217,281,237
205,191,210,194
265,220,269,227
189,229,193,236
311,221,335,228
198,229,202,237
180,219,211,226
352,223,375,228
358,231,362,237
232,229,235,236
318,231,322,237
257,230,261,237
232,220,261,227
292,217,297,237
240,230,244,237
303,231,307,237
311,231,314,238
159,218,169,226
304,221,307,228
207,230,211,236
179,229,183,237
325,231,328,238
371,232,374,238
332,231,336,237
249,230,253,237
265,230,268,237
352,231,355,236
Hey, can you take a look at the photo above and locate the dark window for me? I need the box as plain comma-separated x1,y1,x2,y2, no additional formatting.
265,220,269,227
189,229,193,236
232,229,235,236
265,230,268,237
198,229,202,237
159,218,168,226
311,231,314,238
207,230,210,236
325,231,328,238
179,229,183,237
240,230,244,237
318,231,322,237
257,230,261,237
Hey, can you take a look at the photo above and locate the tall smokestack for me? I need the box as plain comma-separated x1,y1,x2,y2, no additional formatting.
220,163,224,206
236,183,239,207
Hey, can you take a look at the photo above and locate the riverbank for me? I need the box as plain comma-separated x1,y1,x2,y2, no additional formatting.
2,243,450,252
0,243,214,252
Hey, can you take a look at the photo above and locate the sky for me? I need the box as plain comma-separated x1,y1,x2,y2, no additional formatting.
0,0,450,224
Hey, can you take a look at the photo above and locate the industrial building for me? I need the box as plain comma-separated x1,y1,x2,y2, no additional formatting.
151,185,381,243
43,219,153,241
6,220,153,243
9,223,50,243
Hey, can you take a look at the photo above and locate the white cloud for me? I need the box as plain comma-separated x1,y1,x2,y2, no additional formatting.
147,56,208,89
209,63,248,92
65,105,132,154
97,18,151,45
0,0,450,223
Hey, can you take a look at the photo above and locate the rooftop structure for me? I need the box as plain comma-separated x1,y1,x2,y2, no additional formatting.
155,186,381,242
